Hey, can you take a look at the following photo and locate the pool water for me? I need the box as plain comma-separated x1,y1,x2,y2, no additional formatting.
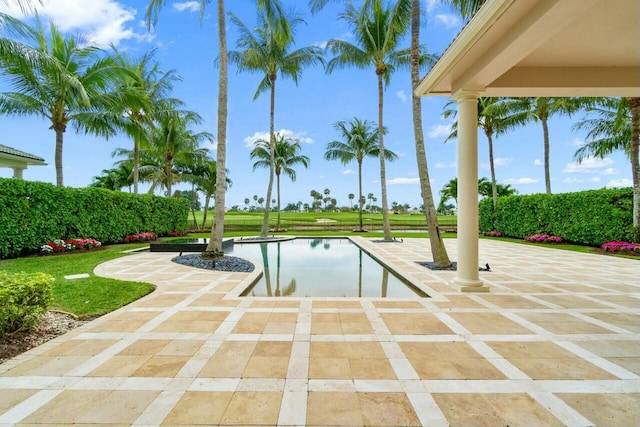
224,238,425,298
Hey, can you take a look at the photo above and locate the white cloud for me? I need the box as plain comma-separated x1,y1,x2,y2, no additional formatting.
396,90,408,103
606,179,633,187
435,161,456,169
387,177,419,185
434,13,461,29
563,177,601,184
1,0,153,47
314,41,328,49
427,124,452,139
173,1,200,12
425,0,438,13
342,169,355,175
494,157,512,167
243,129,314,148
601,168,619,175
533,159,543,166
503,178,539,185
572,138,585,147
562,157,614,174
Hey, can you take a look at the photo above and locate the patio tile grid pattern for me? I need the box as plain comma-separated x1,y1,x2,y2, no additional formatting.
0,238,638,426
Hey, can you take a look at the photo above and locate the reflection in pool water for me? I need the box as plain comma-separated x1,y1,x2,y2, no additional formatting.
225,238,425,298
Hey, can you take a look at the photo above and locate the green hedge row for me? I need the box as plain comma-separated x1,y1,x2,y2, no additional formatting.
0,178,189,259
479,188,634,246
0,271,53,337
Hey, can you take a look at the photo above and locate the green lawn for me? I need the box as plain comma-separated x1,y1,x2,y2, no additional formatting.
0,244,154,318
189,210,457,229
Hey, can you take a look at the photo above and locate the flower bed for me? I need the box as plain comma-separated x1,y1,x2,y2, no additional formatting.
123,232,158,243
483,231,503,237
601,241,640,254
524,234,564,243
40,238,101,255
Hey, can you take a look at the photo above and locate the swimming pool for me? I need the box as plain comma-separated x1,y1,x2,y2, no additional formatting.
224,238,426,298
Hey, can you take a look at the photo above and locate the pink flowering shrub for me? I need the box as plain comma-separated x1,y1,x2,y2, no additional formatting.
601,241,640,253
123,232,158,243
483,231,503,237
40,238,101,255
165,230,187,237
525,234,564,243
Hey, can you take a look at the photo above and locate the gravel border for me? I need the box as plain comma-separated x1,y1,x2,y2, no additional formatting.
171,254,255,272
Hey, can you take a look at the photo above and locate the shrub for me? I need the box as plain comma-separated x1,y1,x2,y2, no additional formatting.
483,231,502,237
123,232,158,243
525,234,564,243
40,238,102,255
480,188,633,246
0,271,53,337
601,241,640,253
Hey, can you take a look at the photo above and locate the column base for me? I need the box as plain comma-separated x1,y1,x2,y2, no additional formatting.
451,277,490,292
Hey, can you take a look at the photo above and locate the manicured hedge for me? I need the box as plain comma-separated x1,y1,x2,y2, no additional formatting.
0,271,53,337
0,178,189,258
479,188,633,246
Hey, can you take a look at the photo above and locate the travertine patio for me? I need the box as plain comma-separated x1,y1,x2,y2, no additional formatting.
1,238,638,426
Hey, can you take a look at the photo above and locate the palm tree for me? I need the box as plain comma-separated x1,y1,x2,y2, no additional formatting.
90,162,134,192
1,0,40,12
348,193,354,208
0,19,128,187
325,118,397,230
229,6,323,237
251,134,310,230
181,159,232,229
326,0,411,241
244,198,250,210
439,178,459,207
410,0,451,267
478,177,516,198
573,97,639,231
502,97,582,194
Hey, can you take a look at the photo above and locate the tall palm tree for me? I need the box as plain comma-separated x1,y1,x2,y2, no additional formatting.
573,97,639,231
181,159,232,229
439,177,459,208
0,19,128,186
326,0,411,241
251,134,310,231
229,7,323,238
90,163,134,192
410,0,451,267
110,48,182,195
324,118,397,231
502,97,581,194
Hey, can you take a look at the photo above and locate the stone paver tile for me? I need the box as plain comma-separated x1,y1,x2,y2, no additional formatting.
595,295,640,308
131,355,190,377
310,342,348,358
449,312,533,334
585,312,640,333
312,312,340,323
606,357,640,375
118,340,172,356
1,355,90,377
479,295,549,309
432,295,486,308
381,313,453,335
197,342,256,378
373,301,423,309
219,391,282,425
231,321,266,334
358,392,421,426
556,393,640,427
20,390,111,424
214,281,237,292
152,320,221,333
341,322,374,334
252,341,292,357
535,295,608,309
87,314,157,332
339,312,369,323
307,392,363,426
349,357,396,380
518,313,615,334
269,312,298,322
157,340,205,356
77,391,159,424
263,321,296,334
345,342,387,359
308,357,352,379
170,311,230,321
483,393,563,426
43,339,117,356
88,355,151,377
311,322,342,334
0,389,37,413
242,356,290,378
134,294,188,308
433,393,507,427
188,293,224,306
161,391,233,425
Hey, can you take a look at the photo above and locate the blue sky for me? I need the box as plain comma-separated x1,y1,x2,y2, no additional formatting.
0,0,633,209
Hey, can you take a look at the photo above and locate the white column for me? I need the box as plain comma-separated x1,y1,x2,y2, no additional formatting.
452,90,488,292
12,167,25,179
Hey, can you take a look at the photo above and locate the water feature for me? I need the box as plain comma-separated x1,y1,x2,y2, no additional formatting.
225,238,426,298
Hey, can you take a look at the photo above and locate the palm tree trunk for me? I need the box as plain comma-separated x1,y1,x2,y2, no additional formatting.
542,118,551,194
54,127,64,187
202,194,211,229
276,172,281,230
377,72,392,241
205,0,228,259
410,0,451,267
133,137,139,194
628,97,640,231
165,156,172,196
487,130,498,208
261,77,277,237
358,160,364,230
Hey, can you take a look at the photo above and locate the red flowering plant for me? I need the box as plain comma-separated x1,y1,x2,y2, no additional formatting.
525,234,564,243
483,231,503,237
123,232,158,243
40,238,101,255
601,241,640,254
